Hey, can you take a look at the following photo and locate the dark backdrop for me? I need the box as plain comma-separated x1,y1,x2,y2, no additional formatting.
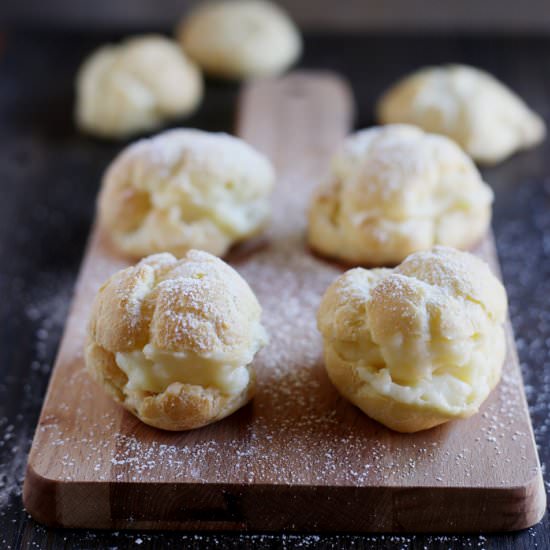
0,29,549,549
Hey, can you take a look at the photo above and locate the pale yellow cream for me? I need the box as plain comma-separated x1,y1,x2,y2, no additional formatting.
116,343,251,395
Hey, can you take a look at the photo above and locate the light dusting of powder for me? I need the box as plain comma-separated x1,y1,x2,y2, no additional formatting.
33,141,543,504
8,118,547,549
0,271,72,536
325,126,490,252
158,277,221,352
122,129,274,190
114,274,150,329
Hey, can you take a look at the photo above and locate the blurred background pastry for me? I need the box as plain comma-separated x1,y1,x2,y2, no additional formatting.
98,128,275,259
76,34,203,139
178,0,302,79
377,64,546,165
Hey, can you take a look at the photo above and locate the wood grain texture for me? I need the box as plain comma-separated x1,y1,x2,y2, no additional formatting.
22,71,545,533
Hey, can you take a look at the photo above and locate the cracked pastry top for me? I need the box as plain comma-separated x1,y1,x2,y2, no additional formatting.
75,35,203,139
308,124,493,266
85,250,268,430
377,64,546,165
98,128,275,259
317,246,508,433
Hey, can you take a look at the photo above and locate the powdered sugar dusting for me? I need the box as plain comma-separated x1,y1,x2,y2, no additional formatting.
22,76,544,540
32,131,540,495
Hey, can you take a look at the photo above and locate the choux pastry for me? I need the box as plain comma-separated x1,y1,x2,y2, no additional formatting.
308,124,493,266
178,0,301,79
98,128,275,259
85,250,268,430
377,64,545,165
76,35,203,139
317,246,508,433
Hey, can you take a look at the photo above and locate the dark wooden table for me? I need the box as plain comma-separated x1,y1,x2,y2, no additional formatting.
0,30,549,550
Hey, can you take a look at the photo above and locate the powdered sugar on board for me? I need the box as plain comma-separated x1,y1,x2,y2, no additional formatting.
23,72,544,532
32,187,535,490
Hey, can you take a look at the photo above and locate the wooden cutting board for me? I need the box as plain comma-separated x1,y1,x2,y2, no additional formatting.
23,71,546,533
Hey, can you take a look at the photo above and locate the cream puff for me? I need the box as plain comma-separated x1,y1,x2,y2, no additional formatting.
85,250,268,430
317,246,508,433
